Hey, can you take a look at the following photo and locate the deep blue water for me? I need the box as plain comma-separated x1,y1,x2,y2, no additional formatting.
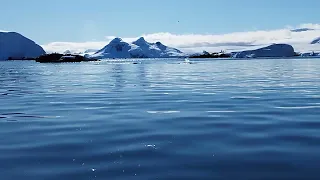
0,58,320,180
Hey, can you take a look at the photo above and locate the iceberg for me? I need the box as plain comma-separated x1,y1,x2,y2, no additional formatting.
0,31,45,60
232,44,295,58
90,37,184,59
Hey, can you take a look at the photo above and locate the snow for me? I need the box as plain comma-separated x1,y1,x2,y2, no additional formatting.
90,37,185,59
91,38,138,58
0,31,45,60
232,44,295,58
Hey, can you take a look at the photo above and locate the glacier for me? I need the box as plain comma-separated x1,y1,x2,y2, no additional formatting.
90,37,185,59
0,31,45,60
232,44,295,58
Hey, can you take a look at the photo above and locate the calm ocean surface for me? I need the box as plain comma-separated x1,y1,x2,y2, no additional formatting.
0,58,320,180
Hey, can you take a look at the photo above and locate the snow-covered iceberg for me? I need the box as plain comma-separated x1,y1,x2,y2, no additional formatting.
90,37,184,59
232,44,295,58
0,31,45,60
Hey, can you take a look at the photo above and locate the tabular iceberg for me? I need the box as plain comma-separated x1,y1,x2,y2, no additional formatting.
0,31,45,60
232,44,295,58
91,37,184,59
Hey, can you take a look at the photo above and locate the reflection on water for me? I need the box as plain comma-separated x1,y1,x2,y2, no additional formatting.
0,58,320,180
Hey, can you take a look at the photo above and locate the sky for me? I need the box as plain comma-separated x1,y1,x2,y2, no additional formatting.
1,0,320,53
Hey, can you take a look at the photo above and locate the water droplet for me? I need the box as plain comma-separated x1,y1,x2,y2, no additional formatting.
123,170,125,173
92,168,96,172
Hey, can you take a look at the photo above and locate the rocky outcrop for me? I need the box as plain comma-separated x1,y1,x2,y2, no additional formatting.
35,53,99,63
311,37,320,44
189,50,231,58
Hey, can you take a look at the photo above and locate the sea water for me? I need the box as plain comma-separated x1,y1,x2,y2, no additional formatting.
0,58,319,180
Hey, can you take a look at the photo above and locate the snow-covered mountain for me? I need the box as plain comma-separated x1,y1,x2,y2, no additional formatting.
0,31,45,60
132,37,184,58
64,50,72,54
232,44,295,58
91,37,184,59
91,38,138,58
311,37,320,44
84,49,98,54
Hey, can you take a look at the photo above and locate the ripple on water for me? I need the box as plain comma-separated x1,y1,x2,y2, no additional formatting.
147,110,181,114
1,59,320,180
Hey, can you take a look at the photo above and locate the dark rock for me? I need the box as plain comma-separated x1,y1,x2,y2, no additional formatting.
189,52,231,58
35,53,99,63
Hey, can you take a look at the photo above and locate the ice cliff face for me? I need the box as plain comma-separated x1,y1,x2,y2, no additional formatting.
91,37,184,59
232,44,295,58
0,31,45,60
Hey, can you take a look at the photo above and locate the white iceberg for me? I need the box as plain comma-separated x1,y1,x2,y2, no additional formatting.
0,31,45,60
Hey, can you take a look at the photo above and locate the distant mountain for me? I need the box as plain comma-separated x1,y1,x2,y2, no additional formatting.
0,31,45,60
84,49,98,54
64,50,72,54
311,37,320,44
290,28,314,32
90,37,185,59
91,38,138,58
232,44,295,58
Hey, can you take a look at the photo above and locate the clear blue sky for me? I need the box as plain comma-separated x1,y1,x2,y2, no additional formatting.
1,0,319,44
